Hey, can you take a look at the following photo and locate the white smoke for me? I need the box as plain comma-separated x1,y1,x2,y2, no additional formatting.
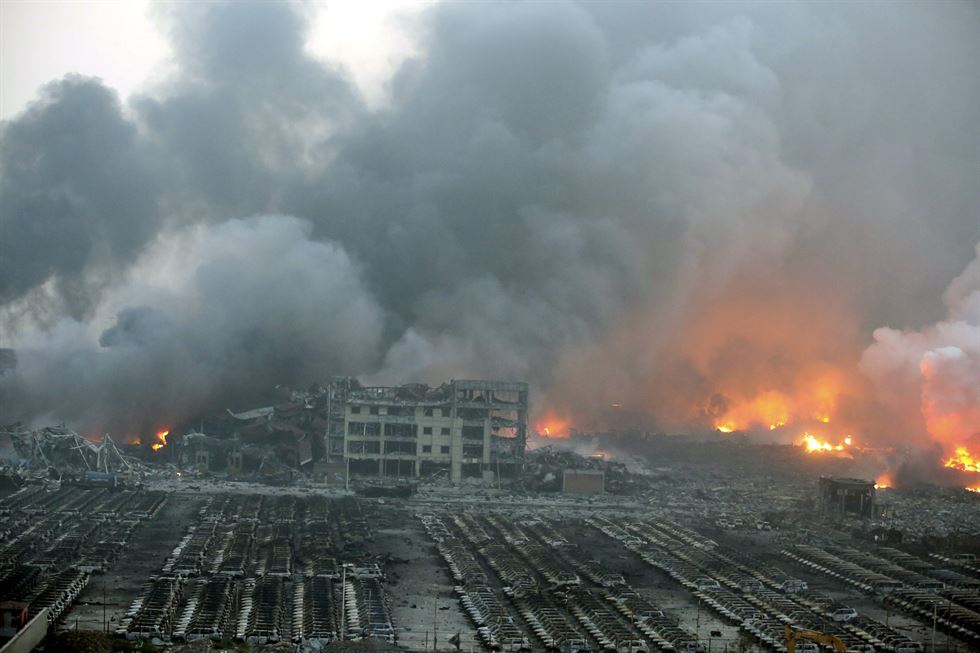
860,244,980,454
3,215,384,435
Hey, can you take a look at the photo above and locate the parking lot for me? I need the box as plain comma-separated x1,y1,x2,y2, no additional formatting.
1,480,977,652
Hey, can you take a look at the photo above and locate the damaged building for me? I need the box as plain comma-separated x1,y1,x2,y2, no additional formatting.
322,378,528,483
818,476,876,519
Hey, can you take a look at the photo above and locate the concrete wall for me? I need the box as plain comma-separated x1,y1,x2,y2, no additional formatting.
562,470,605,494
0,608,48,653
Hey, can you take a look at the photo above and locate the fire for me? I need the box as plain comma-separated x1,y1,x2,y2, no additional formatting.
875,473,892,489
966,487,980,493
944,447,979,473
708,374,849,436
711,389,793,434
800,432,853,454
536,415,570,438
151,429,169,452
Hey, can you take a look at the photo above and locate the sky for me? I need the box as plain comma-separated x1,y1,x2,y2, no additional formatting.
0,0,977,486
0,0,424,120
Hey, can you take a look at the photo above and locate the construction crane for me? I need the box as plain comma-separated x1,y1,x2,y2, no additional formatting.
785,626,847,653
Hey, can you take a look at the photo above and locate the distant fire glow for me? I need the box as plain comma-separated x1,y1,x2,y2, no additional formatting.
536,416,570,438
151,430,169,451
708,377,848,436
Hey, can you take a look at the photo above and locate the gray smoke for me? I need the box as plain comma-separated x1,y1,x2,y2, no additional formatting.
1,1,977,440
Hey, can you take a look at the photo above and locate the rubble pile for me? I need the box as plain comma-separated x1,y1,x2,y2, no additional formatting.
0,424,151,479
523,446,635,494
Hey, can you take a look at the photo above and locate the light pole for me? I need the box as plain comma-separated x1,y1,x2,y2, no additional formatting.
340,563,350,642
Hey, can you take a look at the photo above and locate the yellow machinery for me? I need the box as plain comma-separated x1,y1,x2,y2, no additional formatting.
785,626,847,653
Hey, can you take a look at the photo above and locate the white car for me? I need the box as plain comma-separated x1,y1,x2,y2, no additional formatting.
893,644,923,653
780,579,808,593
848,645,875,653
832,607,859,622
696,578,721,590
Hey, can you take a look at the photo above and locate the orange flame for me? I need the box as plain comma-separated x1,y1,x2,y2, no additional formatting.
536,415,570,438
800,432,853,454
708,372,849,436
944,447,979,473
151,429,169,452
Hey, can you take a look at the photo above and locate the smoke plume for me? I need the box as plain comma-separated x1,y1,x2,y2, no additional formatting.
1,1,977,467
860,246,980,482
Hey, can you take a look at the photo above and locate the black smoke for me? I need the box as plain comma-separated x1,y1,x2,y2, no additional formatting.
1,1,977,439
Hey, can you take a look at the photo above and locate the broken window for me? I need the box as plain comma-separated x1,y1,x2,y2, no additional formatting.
462,463,482,478
441,427,450,435
384,423,415,438
423,427,432,435
384,440,415,454
462,425,483,440
349,421,380,436
440,445,450,454
386,405,414,417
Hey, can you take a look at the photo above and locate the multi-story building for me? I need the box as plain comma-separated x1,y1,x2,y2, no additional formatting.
323,378,528,483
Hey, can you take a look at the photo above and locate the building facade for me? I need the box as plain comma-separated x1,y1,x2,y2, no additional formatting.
818,477,876,519
323,378,528,483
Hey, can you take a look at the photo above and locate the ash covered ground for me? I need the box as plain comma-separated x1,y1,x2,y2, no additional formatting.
1,430,978,653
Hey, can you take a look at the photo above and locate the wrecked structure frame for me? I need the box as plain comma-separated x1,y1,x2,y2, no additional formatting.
322,378,528,483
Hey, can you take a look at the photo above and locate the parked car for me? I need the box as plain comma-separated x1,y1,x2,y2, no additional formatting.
696,578,720,590
780,579,808,593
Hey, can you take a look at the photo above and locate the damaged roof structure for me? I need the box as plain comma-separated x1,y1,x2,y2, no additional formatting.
0,424,150,479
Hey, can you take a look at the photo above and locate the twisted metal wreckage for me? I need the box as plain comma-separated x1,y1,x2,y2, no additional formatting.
0,425,149,477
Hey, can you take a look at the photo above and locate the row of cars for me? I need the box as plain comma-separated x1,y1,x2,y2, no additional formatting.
123,493,389,647
589,515,928,653
422,513,531,651
478,514,652,653
784,543,979,647
424,509,706,653
0,486,167,629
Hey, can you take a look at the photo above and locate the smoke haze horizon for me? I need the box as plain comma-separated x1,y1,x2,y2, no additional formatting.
1,1,977,482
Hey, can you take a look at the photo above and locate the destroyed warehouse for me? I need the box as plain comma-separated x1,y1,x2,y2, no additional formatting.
210,378,529,484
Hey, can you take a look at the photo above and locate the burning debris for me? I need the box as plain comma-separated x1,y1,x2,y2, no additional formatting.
801,433,854,455
944,448,979,474
150,430,169,452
